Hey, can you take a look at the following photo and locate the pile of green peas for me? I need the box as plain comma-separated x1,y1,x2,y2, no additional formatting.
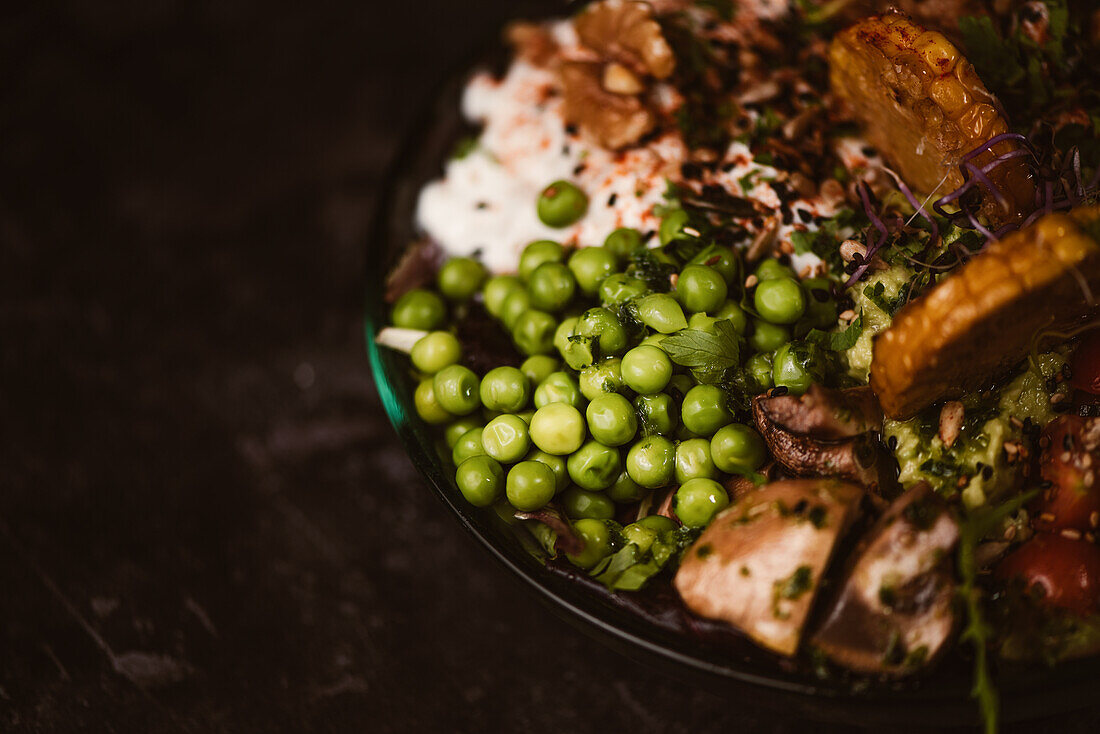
387,180,843,571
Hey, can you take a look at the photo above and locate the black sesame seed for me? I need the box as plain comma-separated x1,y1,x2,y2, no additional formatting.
797,209,813,223
573,163,586,176
887,435,898,451
607,193,618,207
771,386,790,396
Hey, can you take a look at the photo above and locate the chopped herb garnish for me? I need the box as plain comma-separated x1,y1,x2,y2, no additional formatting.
805,313,863,351
661,320,743,383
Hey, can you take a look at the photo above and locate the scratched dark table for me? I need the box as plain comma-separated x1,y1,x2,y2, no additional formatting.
0,2,1097,732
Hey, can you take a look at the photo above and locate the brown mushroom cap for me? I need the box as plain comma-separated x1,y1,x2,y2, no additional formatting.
675,479,865,656
757,385,883,440
752,388,894,494
811,482,959,674
871,207,1100,419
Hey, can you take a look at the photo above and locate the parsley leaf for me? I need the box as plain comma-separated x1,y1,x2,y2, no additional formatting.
805,313,863,351
660,320,742,375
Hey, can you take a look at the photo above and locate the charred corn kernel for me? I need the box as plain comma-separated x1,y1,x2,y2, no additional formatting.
871,207,1100,419
914,99,943,126
830,11,1034,224
956,103,997,140
929,76,970,115
915,31,957,73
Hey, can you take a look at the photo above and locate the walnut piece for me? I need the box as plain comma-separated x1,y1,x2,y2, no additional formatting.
574,0,675,79
561,62,655,150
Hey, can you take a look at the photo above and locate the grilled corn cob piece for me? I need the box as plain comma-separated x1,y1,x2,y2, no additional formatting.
871,207,1100,419
830,11,1033,225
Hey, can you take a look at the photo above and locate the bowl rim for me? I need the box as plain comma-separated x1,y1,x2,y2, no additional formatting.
361,16,1100,726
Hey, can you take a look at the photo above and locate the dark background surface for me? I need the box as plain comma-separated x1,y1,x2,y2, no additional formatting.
1,1,1097,731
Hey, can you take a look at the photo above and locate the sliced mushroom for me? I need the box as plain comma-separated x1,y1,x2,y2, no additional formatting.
675,479,865,656
752,388,893,493
811,482,959,674
756,385,883,440
871,206,1100,419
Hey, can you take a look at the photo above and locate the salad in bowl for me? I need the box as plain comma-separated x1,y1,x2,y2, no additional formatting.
371,1,1100,729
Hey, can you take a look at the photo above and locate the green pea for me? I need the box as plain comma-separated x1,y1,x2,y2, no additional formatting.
799,277,839,333
749,319,790,353
444,418,481,449
604,227,645,260
567,440,622,491
437,257,487,301
754,277,806,325
455,456,504,507
712,300,749,333
568,247,618,296
533,371,585,409
520,355,559,386
573,307,629,357
622,522,659,553
711,423,766,474
479,366,531,413
687,312,718,333
452,427,486,465
599,273,649,306
483,275,524,318
482,414,531,463
563,336,596,371
516,410,535,425
414,379,453,425
688,245,741,284
512,309,557,356
634,393,678,436
554,317,579,357
754,258,796,281
529,403,586,455
561,486,616,520
773,341,828,396
675,437,719,483
391,288,446,330
519,240,565,280
667,373,694,400
621,345,672,394
506,460,557,511
658,208,691,245
527,261,576,312
636,293,688,333
677,264,728,314
626,435,676,488
432,364,480,415
525,449,569,493
606,470,646,503
567,518,613,569
747,352,775,390
586,393,638,447
681,384,732,437
638,515,677,533
675,478,729,528
537,181,588,228
500,289,533,330
410,331,462,374
579,358,623,400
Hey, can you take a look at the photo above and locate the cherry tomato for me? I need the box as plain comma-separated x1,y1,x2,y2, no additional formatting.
1070,330,1100,395
1034,416,1100,534
996,534,1100,616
